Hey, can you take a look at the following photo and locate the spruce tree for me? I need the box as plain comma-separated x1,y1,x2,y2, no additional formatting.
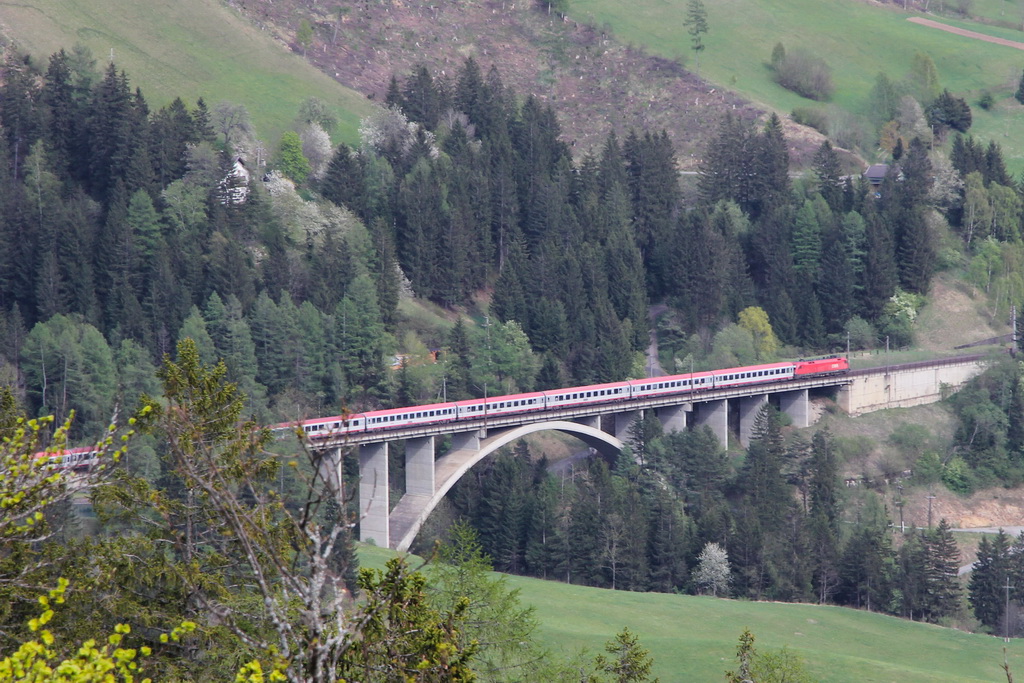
813,140,843,211
969,531,1012,631
684,0,709,75
924,519,962,621
791,200,822,283
859,207,898,321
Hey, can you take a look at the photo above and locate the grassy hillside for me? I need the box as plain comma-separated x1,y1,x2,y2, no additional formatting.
359,545,1024,682
0,0,373,144
571,0,1024,169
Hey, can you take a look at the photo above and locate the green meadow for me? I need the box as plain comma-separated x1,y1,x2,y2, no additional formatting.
571,0,1024,169
0,0,373,144
360,545,1024,682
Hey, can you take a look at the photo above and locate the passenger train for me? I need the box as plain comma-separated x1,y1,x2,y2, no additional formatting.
286,356,849,440
35,446,102,471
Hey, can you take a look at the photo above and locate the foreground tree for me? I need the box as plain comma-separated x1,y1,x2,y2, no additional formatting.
105,338,473,681
593,627,659,683
726,629,814,683
427,521,555,681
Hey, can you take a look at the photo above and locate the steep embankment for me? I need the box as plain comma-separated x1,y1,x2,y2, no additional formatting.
232,0,836,168
0,0,373,142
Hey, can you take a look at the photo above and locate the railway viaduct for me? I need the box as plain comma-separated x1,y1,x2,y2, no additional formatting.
312,354,992,551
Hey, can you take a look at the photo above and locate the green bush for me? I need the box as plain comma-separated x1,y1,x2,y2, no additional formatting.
791,107,828,134
773,48,834,101
941,455,973,494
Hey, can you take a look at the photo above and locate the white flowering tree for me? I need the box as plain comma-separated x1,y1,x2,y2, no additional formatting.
693,542,731,597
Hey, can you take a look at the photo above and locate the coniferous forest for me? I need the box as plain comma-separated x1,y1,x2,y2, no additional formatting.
6,40,1024,679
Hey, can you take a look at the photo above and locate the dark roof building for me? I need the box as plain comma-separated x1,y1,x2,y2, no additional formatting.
863,163,889,186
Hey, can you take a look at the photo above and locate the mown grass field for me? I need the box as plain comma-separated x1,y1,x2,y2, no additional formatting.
0,0,373,144
358,545,1024,682
570,0,1024,170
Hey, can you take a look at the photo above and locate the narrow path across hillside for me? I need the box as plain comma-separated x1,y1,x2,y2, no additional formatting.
908,16,1024,50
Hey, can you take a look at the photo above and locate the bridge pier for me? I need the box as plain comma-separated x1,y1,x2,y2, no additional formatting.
359,441,389,547
405,436,435,496
657,403,689,433
779,388,810,428
738,394,768,447
319,446,345,496
450,430,482,453
575,414,601,429
695,399,728,448
614,410,640,442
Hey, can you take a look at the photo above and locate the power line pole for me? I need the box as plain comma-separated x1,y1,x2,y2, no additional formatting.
1013,305,1018,357
926,491,936,529
1007,576,1015,643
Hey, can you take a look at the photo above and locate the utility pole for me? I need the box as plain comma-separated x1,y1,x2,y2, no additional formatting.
926,491,936,529
1007,576,1015,643
896,484,905,533
1013,305,1018,357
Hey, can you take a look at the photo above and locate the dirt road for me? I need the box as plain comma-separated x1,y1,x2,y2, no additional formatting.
908,16,1024,50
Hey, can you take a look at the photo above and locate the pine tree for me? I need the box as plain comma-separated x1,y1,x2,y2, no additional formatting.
334,275,392,407
892,205,934,295
898,529,930,620
923,519,962,621
594,627,658,683
41,49,82,180
684,0,709,74
0,56,41,179
817,226,854,334
984,140,1011,187
491,239,530,327
445,318,475,401
969,531,1012,630
859,207,898,321
321,142,365,216
743,405,790,532
813,140,843,211
791,200,822,283
401,64,441,129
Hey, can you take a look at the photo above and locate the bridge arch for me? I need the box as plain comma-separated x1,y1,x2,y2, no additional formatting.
392,420,623,552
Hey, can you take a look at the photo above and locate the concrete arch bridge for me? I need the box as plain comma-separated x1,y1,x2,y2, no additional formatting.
312,353,988,551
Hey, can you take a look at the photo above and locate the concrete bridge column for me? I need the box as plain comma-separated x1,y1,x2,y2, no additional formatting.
658,404,689,434
739,394,768,447
449,430,482,453
318,446,345,497
695,399,728,448
615,410,640,442
575,414,601,429
405,436,435,496
779,389,810,428
359,442,389,546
